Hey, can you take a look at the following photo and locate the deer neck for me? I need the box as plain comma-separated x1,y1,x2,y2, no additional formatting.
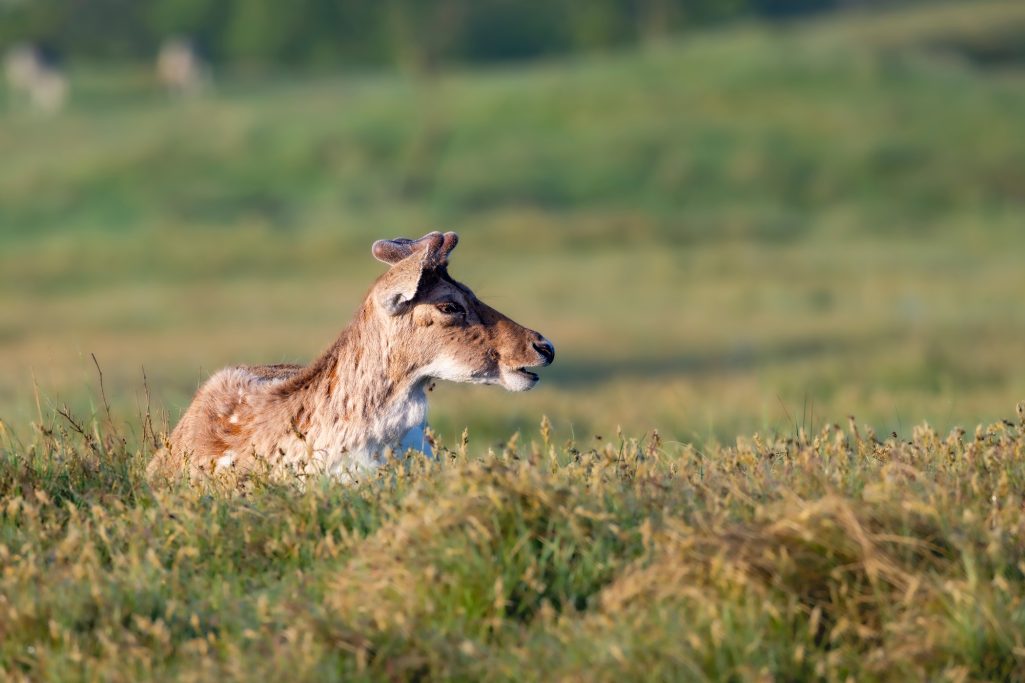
300,305,430,451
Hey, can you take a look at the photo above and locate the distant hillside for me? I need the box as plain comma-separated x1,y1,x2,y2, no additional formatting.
1,0,1023,440
2,0,1023,68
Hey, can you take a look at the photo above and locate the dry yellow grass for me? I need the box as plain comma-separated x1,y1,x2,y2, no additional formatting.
3,403,1025,680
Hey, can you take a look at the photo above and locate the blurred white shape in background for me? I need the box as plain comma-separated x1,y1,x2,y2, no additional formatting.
4,43,68,114
156,37,211,99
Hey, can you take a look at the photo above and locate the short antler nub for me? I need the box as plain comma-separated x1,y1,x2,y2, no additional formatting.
372,231,459,267
371,237,417,265
438,231,458,263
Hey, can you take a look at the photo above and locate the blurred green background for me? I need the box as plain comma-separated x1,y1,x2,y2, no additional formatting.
2,0,1024,446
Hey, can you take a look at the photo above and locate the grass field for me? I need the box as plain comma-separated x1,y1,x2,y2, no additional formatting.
2,1,1025,679
4,406,1025,680
2,0,1024,445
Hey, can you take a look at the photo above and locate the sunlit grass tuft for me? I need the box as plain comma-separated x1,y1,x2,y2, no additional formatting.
3,401,1025,680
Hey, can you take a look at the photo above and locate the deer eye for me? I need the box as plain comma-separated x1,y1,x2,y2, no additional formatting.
436,301,465,317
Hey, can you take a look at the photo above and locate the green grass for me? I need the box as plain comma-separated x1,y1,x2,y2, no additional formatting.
3,404,1025,681
3,4,1025,677
3,3,1025,446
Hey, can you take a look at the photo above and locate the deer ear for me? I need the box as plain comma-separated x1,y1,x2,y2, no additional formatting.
375,275,419,315
372,232,448,315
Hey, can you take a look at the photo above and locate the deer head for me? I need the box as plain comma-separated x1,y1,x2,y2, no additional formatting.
370,231,554,391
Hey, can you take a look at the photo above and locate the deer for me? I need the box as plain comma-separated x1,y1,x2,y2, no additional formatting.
4,43,68,115
146,231,555,485
156,37,210,99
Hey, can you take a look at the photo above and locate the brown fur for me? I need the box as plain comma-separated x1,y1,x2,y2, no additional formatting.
147,232,554,484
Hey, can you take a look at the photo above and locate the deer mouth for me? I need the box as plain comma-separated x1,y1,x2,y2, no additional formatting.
500,364,542,392
514,368,540,382
499,339,553,391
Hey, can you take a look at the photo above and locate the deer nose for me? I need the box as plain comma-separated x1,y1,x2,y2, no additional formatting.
532,339,555,366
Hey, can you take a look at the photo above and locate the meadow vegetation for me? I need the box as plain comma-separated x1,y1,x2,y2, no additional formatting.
2,2,1024,444
3,404,1025,680
2,2,1025,678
